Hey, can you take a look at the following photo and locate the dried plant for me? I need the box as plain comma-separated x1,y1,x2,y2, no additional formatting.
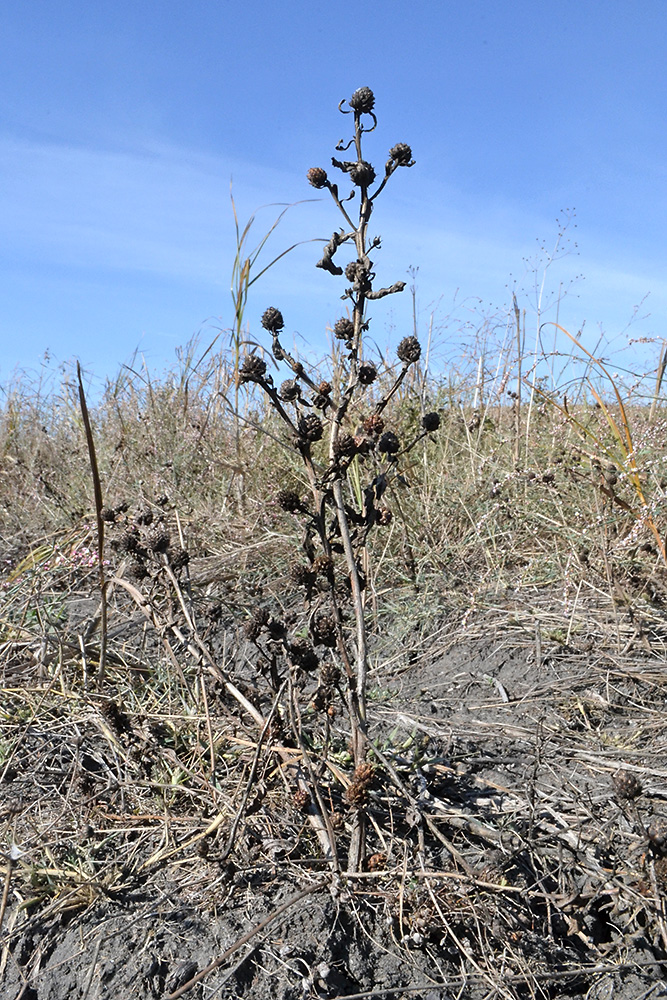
237,87,440,869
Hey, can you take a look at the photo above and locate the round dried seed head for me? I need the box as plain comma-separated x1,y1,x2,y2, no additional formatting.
118,526,140,552
334,318,355,340
333,434,357,459
348,160,376,187
128,558,148,581
397,336,422,365
612,770,643,801
276,489,302,513
349,86,375,114
169,548,190,573
293,788,311,812
345,261,364,283
239,354,267,384
307,167,328,189
312,554,334,576
358,363,377,385
313,612,337,647
378,431,400,456
317,381,332,396
298,414,324,442
261,306,284,333
422,411,441,432
648,816,667,853
377,508,393,526
389,143,413,166
146,523,171,553
134,506,153,526
353,761,375,787
279,379,300,401
290,564,314,588
362,414,384,437
320,662,339,689
289,639,319,671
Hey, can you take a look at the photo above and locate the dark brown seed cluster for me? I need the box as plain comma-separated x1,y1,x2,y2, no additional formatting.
245,606,270,640
146,522,170,553
648,816,667,853
279,379,300,401
334,318,355,340
298,414,324,442
348,160,376,187
363,414,384,437
291,564,314,588
346,761,375,807
397,336,422,365
349,86,375,114
101,506,116,523
377,508,393,526
261,306,284,332
312,554,334,576
358,363,377,385
293,788,311,812
239,354,267,384
289,638,319,671
307,167,328,189
333,434,357,459
313,612,337,647
169,548,190,573
345,261,365,283
389,143,413,166
277,489,302,513
422,411,441,432
378,431,400,456
612,770,642,801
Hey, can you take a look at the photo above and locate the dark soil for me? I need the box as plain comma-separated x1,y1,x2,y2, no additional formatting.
3,566,667,999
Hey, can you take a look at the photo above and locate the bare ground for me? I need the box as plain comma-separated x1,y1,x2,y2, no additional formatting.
3,555,667,999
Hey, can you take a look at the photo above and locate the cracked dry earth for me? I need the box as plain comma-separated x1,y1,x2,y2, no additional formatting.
3,615,667,999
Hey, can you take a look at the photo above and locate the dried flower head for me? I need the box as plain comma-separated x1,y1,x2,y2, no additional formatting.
261,306,284,332
648,816,667,853
276,489,302,513
289,638,319,671
397,336,422,365
422,411,441,432
334,318,355,340
135,507,153,526
307,167,328,189
378,431,400,456
612,770,643,801
333,434,357,459
313,612,337,647
358,363,377,385
293,788,311,812
239,354,267,384
377,508,393,526
169,548,190,573
312,554,334,576
279,379,300,401
291,564,314,588
146,522,171,553
345,261,365,284
349,86,375,114
348,160,376,187
363,414,384,437
317,381,332,396
298,414,324,442
389,143,414,166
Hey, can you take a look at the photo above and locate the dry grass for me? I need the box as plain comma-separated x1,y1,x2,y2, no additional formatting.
3,328,667,996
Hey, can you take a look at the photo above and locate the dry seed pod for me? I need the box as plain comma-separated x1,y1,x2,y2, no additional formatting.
648,816,667,853
397,336,421,365
612,770,642,801
293,788,311,812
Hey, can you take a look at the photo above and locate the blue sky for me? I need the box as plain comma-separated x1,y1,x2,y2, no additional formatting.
2,0,667,388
